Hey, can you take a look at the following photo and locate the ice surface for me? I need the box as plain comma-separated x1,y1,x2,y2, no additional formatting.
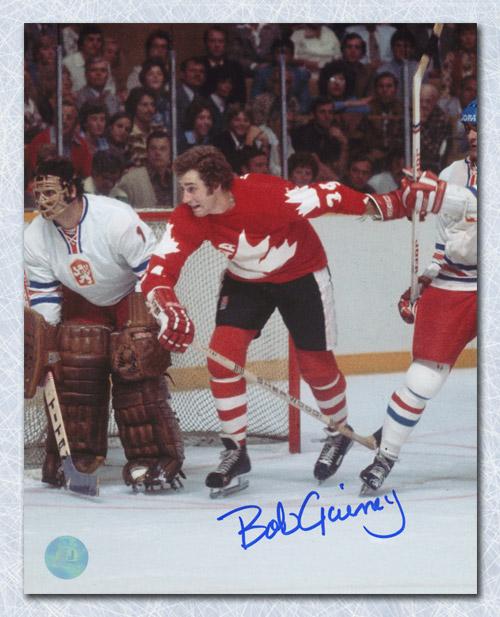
24,369,476,595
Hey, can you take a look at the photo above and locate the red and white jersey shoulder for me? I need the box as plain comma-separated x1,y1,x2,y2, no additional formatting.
426,158,477,292
142,174,369,293
25,194,156,324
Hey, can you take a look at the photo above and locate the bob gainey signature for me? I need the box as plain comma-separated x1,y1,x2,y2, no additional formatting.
216,483,406,550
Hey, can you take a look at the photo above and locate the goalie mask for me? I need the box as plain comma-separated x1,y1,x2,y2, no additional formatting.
32,174,75,220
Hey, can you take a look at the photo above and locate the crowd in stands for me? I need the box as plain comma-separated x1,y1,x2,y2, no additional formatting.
24,23,477,209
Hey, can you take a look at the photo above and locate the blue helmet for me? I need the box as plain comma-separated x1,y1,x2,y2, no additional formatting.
461,99,477,126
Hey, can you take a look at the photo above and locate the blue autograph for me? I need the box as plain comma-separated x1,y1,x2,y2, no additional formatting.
216,484,406,550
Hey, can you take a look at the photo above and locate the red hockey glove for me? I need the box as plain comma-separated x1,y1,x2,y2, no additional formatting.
398,276,432,324
146,287,195,353
401,171,447,220
366,191,407,220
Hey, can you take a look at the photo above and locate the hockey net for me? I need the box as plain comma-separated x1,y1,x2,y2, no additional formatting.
24,209,299,468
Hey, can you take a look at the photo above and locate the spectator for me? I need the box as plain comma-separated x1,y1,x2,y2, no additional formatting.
125,87,157,167
178,99,214,153
176,56,206,128
26,99,92,180
28,34,56,93
24,64,46,143
342,155,374,192
440,75,477,161
139,59,171,133
63,25,110,93
420,83,451,173
251,39,312,114
290,24,341,78
115,130,172,208
200,26,246,105
345,24,397,70
318,60,371,112
441,24,477,99
83,150,127,198
239,145,271,175
212,105,270,173
291,96,348,180
75,56,121,115
227,23,282,74
377,29,419,100
127,29,171,92
106,111,133,166
364,72,404,169
288,151,319,186
251,67,301,128
368,148,405,193
206,67,233,134
332,32,373,98
79,101,109,154
103,36,127,100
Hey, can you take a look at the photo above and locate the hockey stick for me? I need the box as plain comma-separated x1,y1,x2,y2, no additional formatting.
194,341,378,451
43,370,99,496
410,23,444,302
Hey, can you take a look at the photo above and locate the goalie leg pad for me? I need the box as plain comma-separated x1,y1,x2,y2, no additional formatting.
112,376,185,485
46,324,111,473
24,306,58,399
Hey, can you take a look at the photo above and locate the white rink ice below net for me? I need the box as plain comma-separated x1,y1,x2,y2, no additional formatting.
24,368,477,595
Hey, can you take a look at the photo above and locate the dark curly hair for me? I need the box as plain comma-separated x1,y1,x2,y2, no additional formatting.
35,157,84,197
173,145,234,192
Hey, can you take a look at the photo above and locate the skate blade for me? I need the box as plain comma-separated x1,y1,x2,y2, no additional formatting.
209,477,249,499
359,482,379,497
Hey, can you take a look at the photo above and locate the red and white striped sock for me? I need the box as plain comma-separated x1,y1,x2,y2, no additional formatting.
296,349,348,426
207,326,256,447
210,375,247,446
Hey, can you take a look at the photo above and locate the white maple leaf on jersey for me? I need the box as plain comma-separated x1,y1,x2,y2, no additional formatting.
285,182,342,217
155,222,180,256
228,230,297,279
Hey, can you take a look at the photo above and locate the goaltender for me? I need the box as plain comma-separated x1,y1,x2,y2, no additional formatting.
24,157,184,492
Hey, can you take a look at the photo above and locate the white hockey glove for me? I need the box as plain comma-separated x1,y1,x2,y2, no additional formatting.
146,287,195,353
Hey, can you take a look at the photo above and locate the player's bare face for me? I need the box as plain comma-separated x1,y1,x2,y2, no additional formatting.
179,170,224,217
465,125,477,162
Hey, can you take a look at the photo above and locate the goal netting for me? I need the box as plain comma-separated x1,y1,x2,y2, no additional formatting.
24,209,297,468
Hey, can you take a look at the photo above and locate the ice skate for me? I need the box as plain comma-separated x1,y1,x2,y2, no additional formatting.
359,452,396,495
206,435,251,498
313,424,353,483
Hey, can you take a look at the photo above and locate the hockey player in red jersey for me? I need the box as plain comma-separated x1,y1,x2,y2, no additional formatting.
141,145,440,496
360,100,478,492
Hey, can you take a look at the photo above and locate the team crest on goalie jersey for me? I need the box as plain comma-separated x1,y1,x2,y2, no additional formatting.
70,259,95,287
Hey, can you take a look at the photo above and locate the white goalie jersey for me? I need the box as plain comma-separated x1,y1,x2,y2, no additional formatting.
25,194,157,324
425,157,477,292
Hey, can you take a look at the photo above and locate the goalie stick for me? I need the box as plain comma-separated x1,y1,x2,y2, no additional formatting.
410,23,444,302
194,341,378,451
43,370,99,497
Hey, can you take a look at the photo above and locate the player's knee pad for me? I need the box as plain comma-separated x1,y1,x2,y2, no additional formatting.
207,326,256,379
50,324,111,465
405,359,451,401
112,376,184,482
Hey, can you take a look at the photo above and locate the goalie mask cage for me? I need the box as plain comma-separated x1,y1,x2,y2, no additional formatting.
24,209,301,468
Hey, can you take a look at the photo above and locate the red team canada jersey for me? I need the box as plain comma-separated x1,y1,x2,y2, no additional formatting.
143,174,373,292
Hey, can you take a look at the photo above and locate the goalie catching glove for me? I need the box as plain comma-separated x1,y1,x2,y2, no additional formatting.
398,275,433,324
146,286,195,352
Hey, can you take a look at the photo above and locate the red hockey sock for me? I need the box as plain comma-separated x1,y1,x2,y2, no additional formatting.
296,349,348,424
207,326,257,446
